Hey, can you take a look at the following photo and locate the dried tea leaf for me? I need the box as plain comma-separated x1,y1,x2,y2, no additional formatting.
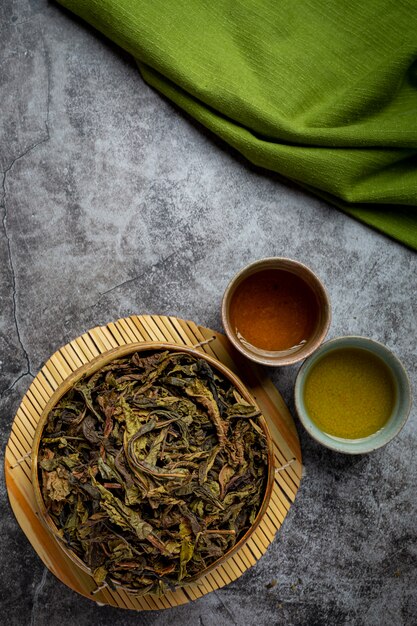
38,349,268,594
218,464,235,500
94,480,153,541
44,468,71,502
93,565,108,585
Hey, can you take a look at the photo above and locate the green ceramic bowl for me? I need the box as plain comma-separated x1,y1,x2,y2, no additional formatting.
294,336,412,454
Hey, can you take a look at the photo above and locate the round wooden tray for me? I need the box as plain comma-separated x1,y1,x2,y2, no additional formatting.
5,315,302,611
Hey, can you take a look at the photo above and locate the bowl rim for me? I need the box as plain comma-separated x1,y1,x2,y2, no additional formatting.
221,256,331,367
31,341,275,591
294,335,412,454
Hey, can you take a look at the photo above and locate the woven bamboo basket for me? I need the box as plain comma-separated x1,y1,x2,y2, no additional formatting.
6,314,302,609
31,341,275,594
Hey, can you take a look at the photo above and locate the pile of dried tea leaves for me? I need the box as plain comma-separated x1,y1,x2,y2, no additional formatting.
38,350,268,594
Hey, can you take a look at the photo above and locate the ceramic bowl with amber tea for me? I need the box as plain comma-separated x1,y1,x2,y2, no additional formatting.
31,342,274,595
222,258,331,367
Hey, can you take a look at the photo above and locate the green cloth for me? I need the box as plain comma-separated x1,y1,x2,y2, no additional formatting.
57,0,417,249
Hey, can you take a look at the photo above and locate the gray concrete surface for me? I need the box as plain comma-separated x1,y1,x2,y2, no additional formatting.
1,1,416,625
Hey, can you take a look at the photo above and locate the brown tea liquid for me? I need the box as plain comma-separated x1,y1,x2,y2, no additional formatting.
229,269,319,352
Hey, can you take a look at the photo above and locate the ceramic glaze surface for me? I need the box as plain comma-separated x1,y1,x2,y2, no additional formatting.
295,337,411,455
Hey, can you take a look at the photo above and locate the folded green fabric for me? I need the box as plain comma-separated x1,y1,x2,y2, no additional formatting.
57,0,417,249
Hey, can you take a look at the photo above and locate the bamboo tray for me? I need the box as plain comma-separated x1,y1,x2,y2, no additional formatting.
5,315,302,611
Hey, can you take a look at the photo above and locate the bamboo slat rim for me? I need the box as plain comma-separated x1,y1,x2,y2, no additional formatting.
5,315,302,611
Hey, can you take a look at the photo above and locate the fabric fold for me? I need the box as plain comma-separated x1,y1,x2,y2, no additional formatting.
56,0,417,249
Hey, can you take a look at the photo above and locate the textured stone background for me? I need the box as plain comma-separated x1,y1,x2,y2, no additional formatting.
1,2,416,625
